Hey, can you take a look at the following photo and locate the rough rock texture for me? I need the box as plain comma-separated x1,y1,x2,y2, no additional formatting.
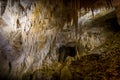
69,31,120,80
0,0,68,79
0,0,120,80
0,0,79,79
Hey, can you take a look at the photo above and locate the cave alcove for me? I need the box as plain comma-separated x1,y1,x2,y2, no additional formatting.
107,17,120,31
58,45,76,63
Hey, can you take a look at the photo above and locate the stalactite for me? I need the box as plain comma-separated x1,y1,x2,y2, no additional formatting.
91,8,94,17
109,0,113,7
73,0,79,59
106,0,111,8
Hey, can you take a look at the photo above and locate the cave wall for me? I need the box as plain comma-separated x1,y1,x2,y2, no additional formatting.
0,0,74,78
76,8,117,56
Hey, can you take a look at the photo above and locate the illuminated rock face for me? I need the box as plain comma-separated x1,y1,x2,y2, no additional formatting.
0,0,67,78
0,0,77,78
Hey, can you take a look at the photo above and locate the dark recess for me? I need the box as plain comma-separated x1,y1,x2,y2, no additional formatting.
58,46,76,63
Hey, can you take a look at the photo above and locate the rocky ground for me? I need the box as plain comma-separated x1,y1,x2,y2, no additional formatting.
69,32,120,80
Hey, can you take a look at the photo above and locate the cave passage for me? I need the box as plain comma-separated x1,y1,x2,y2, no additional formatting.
58,46,76,62
0,0,120,80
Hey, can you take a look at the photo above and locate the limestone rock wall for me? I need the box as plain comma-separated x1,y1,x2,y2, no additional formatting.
0,0,72,78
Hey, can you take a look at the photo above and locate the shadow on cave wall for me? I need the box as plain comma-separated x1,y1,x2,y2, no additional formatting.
105,16,120,31
0,0,7,16
92,10,120,32
0,31,13,80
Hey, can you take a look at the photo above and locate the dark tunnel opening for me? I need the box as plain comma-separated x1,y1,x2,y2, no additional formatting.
58,45,76,63
106,16,120,32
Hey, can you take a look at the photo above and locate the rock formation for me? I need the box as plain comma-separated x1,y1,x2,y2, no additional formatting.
0,0,120,80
